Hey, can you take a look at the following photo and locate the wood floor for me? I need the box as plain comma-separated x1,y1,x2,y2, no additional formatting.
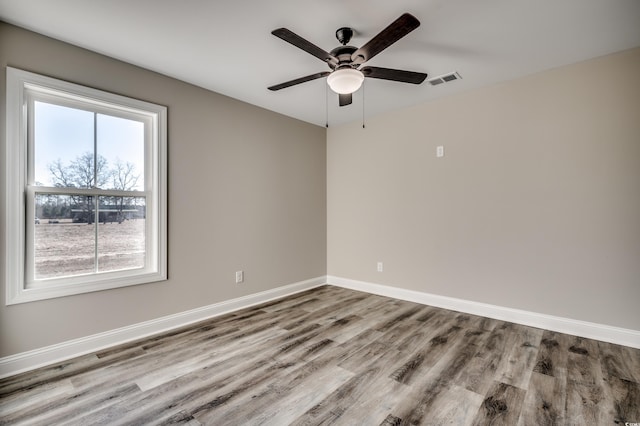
1,285,639,425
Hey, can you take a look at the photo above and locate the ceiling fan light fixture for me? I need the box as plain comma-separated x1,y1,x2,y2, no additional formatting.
327,68,364,94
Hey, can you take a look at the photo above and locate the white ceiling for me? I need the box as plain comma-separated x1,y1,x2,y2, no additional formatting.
2,0,640,127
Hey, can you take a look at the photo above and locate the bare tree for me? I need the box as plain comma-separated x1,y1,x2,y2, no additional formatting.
48,152,110,189
112,160,140,191
110,160,141,223
48,152,111,224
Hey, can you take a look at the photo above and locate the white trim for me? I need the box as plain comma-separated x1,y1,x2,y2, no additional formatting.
327,275,640,349
3,274,637,378
5,67,27,305
0,276,326,379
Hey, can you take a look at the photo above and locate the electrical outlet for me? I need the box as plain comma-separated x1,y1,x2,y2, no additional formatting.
235,270,244,284
436,146,444,158
377,262,383,272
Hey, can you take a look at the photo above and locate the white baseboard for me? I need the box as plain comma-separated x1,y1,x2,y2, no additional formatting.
0,276,326,379
3,274,638,379
327,275,640,349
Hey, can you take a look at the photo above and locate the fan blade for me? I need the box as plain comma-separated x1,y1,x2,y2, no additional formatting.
361,66,427,84
268,72,331,91
272,28,338,67
338,93,352,107
351,13,420,65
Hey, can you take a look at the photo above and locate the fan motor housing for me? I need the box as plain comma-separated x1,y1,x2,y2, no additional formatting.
329,45,358,68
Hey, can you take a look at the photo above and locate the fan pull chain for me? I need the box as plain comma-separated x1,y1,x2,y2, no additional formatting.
325,83,329,128
362,80,366,129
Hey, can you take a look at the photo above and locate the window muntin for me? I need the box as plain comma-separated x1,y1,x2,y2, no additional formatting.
6,67,167,304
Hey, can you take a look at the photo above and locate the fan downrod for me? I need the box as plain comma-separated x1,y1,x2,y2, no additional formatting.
335,27,354,45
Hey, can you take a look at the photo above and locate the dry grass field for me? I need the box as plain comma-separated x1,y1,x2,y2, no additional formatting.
34,219,145,279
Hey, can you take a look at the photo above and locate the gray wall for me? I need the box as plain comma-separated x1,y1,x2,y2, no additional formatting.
328,47,640,330
0,23,327,357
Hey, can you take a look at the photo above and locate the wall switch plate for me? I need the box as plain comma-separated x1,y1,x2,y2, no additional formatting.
235,271,244,283
377,262,383,272
436,146,444,158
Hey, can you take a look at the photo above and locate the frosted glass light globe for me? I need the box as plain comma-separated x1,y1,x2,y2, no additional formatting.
327,69,364,94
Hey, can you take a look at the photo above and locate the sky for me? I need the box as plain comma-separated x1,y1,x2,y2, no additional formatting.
34,101,145,190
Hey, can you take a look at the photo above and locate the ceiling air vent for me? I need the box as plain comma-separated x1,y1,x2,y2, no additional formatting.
427,72,462,86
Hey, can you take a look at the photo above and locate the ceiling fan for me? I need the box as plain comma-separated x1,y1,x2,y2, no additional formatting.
268,13,428,107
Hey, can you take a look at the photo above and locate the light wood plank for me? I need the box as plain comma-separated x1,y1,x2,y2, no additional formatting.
472,381,526,426
495,325,543,390
532,330,570,378
517,371,567,425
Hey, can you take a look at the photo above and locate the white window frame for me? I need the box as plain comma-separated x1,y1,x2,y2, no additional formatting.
5,67,167,305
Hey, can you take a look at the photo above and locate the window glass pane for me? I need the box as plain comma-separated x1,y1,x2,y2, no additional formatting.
34,101,94,187
97,196,146,272
34,194,96,279
97,114,145,191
